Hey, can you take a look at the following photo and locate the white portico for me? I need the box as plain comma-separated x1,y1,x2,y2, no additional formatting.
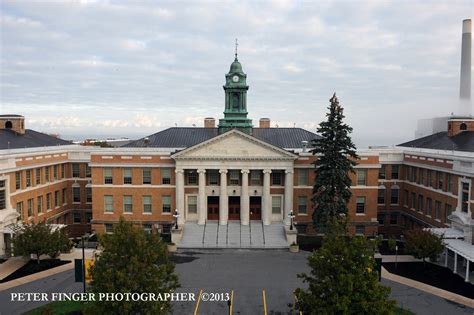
171,129,297,226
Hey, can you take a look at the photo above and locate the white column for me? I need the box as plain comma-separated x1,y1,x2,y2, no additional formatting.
219,169,228,225
241,169,250,225
466,260,470,282
197,169,206,225
175,169,185,225
284,170,294,225
454,252,458,273
262,169,272,225
444,248,448,267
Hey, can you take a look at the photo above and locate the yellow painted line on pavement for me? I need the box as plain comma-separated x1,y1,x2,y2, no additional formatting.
262,289,267,315
229,289,234,315
194,289,203,315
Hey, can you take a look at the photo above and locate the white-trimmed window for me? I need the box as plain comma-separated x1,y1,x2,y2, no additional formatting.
229,170,240,185
272,171,283,186
72,164,80,177
208,170,219,185
378,165,386,179
86,187,92,203
390,187,399,204
62,188,67,205
15,172,21,189
143,195,152,213
161,168,171,184
461,182,470,213
36,168,41,185
16,201,23,220
391,165,399,179
142,168,151,184
53,165,58,180
272,196,282,214
46,193,51,210
26,170,32,187
437,172,443,190
104,195,114,212
298,169,309,186
27,198,33,217
85,165,91,178
54,190,59,207
105,223,113,233
60,164,65,178
73,212,81,224
298,196,307,214
377,187,385,204
123,168,132,184
143,224,152,234
188,196,197,214
187,170,197,185
418,195,424,212
250,170,261,185
104,168,113,184
356,170,367,186
45,166,50,182
0,180,5,210
73,186,81,203
355,225,365,235
446,173,452,192
123,195,133,213
162,195,171,213
426,198,432,216
356,197,365,214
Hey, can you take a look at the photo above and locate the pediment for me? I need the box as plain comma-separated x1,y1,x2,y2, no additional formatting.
172,129,296,160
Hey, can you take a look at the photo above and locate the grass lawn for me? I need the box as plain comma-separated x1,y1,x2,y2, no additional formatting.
23,300,84,315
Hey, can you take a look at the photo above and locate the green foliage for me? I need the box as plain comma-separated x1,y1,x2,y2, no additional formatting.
88,217,179,315
12,223,72,264
311,94,358,228
23,300,84,315
295,222,396,314
387,236,397,252
404,229,444,263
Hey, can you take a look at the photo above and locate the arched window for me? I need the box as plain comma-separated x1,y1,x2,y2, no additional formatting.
5,121,12,129
460,123,467,130
232,93,240,110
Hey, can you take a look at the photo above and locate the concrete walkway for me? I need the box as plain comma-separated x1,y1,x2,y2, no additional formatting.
0,257,29,281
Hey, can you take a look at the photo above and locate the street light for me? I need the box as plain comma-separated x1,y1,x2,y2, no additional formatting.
287,210,296,230
173,209,180,229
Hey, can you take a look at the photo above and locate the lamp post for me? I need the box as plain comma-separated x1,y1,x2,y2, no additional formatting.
173,209,180,229
288,210,295,230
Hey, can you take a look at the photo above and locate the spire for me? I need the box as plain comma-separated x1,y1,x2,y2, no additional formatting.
234,38,238,61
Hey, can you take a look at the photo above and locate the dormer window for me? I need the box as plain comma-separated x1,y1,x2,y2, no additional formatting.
460,123,467,130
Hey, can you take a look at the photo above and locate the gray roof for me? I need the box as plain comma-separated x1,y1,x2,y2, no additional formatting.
398,131,474,152
0,129,71,149
123,127,319,149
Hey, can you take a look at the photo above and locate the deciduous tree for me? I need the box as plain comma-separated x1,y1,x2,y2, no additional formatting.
404,229,444,265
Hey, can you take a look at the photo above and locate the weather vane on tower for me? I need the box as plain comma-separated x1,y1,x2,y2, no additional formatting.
235,38,238,61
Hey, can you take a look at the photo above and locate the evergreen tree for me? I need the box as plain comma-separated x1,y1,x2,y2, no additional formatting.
294,220,396,314
311,93,358,228
88,217,179,315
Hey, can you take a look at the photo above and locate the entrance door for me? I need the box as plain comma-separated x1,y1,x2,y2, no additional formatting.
250,196,262,220
207,196,219,220
228,196,240,220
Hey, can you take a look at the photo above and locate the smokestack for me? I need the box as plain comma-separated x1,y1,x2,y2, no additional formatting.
460,19,471,115
259,118,270,128
204,117,215,128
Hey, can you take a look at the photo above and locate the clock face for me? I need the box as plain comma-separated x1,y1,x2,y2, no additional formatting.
232,75,239,83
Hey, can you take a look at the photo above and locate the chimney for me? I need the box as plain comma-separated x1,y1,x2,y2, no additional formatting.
204,117,215,128
0,115,25,134
459,19,472,115
259,118,270,128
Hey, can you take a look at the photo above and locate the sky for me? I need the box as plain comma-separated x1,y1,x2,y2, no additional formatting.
0,0,473,148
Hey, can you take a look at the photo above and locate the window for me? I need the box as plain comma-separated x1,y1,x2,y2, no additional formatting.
445,204,452,222
355,225,365,235
426,198,432,216
54,190,59,207
123,195,133,213
73,187,81,203
435,201,441,220
390,188,399,204
27,198,33,217
377,213,385,225
46,193,51,210
0,181,6,210
461,182,470,213
437,172,443,190
26,170,31,188
85,212,92,223
143,195,152,213
162,195,171,213
418,195,424,212
378,165,386,179
73,212,81,224
61,164,65,178
272,196,282,214
229,170,240,185
53,165,58,180
16,201,23,219
104,168,113,184
272,171,283,186
45,166,50,182
420,169,426,185
105,223,113,233
72,164,80,177
298,169,309,186
413,167,418,183
161,168,171,184
104,195,114,212
356,197,365,214
187,170,197,185
377,189,385,204
411,192,416,209
460,122,467,130
298,196,307,214
427,170,433,187
85,165,91,178
391,165,399,179
143,224,152,234
446,174,452,192
36,168,41,185
62,188,67,205
250,170,261,185
142,168,151,184
16,172,21,190
188,196,197,214
356,170,367,186
390,214,398,225
86,187,92,203
403,190,409,207
123,168,132,184
208,170,219,185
